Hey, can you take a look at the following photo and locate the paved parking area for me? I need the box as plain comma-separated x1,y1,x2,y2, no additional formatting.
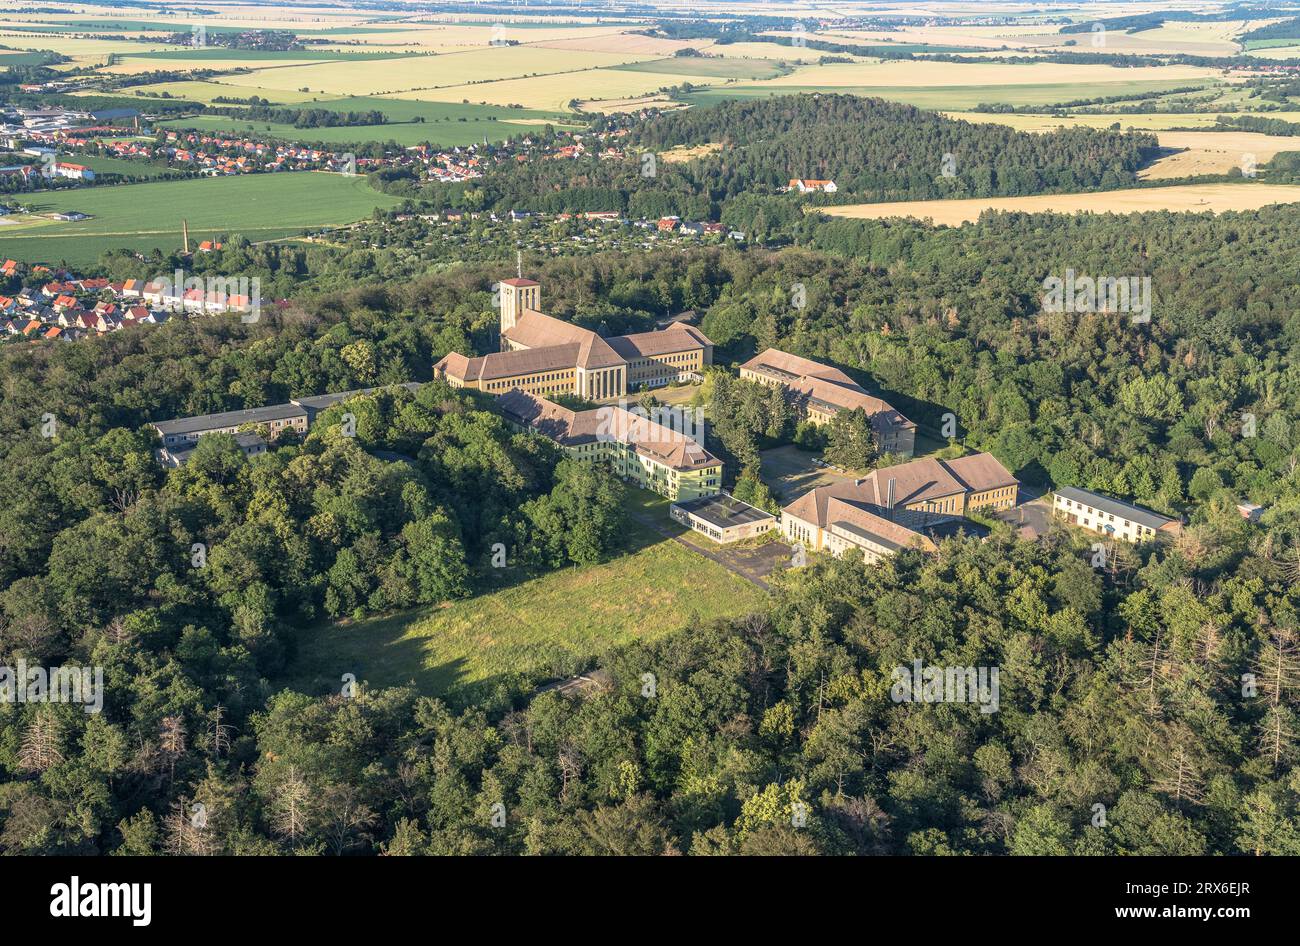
760,445,854,502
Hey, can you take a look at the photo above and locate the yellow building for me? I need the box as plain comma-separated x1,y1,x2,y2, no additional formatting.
497,389,723,502
781,452,1018,561
739,348,916,457
434,277,713,400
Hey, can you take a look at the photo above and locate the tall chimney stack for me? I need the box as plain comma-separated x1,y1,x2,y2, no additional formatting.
886,478,896,516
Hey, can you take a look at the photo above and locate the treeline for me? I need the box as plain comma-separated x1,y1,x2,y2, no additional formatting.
1241,16,1300,43
205,105,390,128
1215,113,1300,136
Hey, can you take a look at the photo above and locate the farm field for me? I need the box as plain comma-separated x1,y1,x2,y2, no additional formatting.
0,172,400,266
0,33,171,62
683,78,1222,111
214,46,664,97
157,109,574,148
612,56,791,80
944,111,1300,132
105,80,322,105
387,67,731,110
946,113,1300,178
282,511,767,701
757,60,1221,91
820,182,1300,226
1139,131,1300,179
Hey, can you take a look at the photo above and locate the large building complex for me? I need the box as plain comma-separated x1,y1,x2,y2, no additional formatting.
1052,486,1183,543
781,453,1018,563
434,277,713,400
497,388,722,501
739,348,917,457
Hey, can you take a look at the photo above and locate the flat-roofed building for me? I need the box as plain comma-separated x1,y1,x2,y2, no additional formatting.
434,277,712,400
497,389,722,502
780,452,1017,562
290,382,424,423
739,348,916,457
670,492,777,544
151,403,308,450
1052,486,1182,543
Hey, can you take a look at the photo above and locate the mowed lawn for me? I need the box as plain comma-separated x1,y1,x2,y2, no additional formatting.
282,518,768,701
0,172,400,265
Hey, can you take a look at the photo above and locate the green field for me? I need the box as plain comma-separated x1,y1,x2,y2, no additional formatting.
281,499,768,701
0,172,400,266
67,154,177,179
681,78,1220,110
613,56,791,79
157,95,577,147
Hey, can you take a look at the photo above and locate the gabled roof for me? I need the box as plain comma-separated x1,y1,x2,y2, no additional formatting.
504,310,624,370
783,453,1017,526
606,322,713,359
151,403,307,436
740,348,858,388
824,497,937,553
498,390,721,472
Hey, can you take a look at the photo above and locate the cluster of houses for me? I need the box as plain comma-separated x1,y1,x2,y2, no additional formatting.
0,261,257,342
0,268,170,341
155,130,361,176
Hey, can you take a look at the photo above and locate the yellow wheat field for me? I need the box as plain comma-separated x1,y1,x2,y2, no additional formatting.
215,46,665,97
822,183,1300,226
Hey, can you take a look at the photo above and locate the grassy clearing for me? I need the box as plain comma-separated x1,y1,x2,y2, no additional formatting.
0,172,400,266
281,500,767,700
820,182,1300,226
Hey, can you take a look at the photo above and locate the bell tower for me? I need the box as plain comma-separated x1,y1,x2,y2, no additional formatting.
498,277,541,339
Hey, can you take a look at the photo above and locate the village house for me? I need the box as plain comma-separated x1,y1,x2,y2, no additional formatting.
788,178,837,194
53,161,94,181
